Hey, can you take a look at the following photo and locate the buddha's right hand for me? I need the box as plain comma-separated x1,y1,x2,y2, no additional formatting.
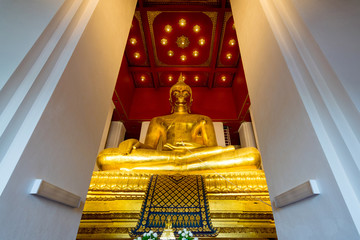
117,139,141,155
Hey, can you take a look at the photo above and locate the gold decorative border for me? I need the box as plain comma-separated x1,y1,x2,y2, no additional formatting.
134,11,150,66
87,170,269,194
78,226,277,236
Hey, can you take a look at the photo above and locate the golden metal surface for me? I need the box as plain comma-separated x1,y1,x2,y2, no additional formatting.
97,75,261,173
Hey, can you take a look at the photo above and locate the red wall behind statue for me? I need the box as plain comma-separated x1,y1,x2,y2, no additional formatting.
129,87,238,121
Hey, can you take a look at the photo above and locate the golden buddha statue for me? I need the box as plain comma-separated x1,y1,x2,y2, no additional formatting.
160,217,176,240
97,74,261,173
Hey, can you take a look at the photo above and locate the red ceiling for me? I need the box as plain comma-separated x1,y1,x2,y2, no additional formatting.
112,0,251,143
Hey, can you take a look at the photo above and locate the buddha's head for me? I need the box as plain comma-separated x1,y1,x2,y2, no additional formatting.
169,73,193,113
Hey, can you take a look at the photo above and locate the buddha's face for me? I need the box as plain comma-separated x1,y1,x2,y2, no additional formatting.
170,86,192,109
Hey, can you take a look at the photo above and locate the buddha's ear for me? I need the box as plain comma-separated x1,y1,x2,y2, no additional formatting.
188,98,193,113
169,98,174,113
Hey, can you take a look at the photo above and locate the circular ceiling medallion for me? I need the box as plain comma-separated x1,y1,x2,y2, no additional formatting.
176,35,190,49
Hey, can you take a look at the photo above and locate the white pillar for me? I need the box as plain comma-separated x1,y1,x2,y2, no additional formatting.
0,0,137,239
139,121,151,143
97,103,116,153
231,0,360,238
238,122,256,148
105,121,126,149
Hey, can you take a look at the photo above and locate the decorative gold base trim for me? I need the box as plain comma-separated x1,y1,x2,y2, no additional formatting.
77,170,277,239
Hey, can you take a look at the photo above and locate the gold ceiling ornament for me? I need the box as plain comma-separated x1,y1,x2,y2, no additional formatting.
147,11,217,67
221,75,227,81
226,53,232,59
167,50,174,56
176,35,190,49
192,50,199,57
194,75,199,81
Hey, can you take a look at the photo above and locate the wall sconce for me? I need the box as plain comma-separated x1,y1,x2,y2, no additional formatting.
30,179,81,208
274,179,320,208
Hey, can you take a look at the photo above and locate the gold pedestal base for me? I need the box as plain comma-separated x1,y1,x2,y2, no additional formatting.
77,170,277,239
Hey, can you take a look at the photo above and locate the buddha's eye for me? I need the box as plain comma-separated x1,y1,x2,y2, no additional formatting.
172,91,180,97
183,91,190,97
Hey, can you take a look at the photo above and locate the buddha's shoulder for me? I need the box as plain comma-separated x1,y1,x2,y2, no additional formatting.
151,113,213,122
149,116,165,123
176,114,213,122
188,114,212,121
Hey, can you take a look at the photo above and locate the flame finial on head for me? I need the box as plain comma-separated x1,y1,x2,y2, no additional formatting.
178,73,185,83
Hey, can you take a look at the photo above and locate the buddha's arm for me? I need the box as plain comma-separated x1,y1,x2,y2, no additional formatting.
114,139,153,155
191,117,217,147
144,117,167,149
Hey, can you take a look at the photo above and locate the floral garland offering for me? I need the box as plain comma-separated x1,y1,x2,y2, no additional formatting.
134,230,158,240
177,229,198,240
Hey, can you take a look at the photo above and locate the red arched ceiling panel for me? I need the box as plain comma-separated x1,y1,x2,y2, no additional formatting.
150,11,216,66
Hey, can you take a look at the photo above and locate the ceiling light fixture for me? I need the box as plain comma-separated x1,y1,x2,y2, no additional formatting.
198,38,205,46
164,24,172,32
229,39,236,46
168,75,173,81
194,76,199,82
140,75,146,82
192,50,199,57
179,18,186,27
134,52,140,59
193,25,200,32
167,50,174,57
180,55,187,61
161,38,168,45
221,76,227,82
129,38,137,45
226,53,232,60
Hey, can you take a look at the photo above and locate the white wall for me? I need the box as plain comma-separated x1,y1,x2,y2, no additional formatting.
0,0,66,90
0,0,136,239
231,0,360,239
291,0,360,112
